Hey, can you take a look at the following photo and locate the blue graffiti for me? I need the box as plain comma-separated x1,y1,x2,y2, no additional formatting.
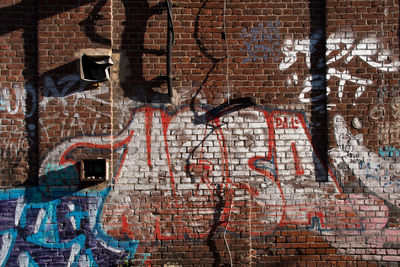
358,161,400,188
379,146,400,157
19,251,40,267
240,21,281,63
66,205,89,231
0,95,5,112
0,183,138,266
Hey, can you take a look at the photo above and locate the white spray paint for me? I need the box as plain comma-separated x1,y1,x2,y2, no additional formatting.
330,115,400,206
0,232,13,266
280,31,399,103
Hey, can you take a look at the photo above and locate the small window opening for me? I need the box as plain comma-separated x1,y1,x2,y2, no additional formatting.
80,159,109,182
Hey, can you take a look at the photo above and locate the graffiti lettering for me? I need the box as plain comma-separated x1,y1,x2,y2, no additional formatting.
42,106,351,246
0,106,398,265
281,31,399,103
0,76,112,157
379,146,400,157
0,83,36,118
0,187,138,266
274,116,300,129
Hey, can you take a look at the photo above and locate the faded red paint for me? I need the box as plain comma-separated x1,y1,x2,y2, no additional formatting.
145,107,154,168
291,142,305,175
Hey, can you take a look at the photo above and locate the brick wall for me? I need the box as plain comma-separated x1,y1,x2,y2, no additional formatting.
0,0,399,266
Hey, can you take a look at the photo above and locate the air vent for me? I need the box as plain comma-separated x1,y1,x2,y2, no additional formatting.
80,54,114,82
80,159,109,183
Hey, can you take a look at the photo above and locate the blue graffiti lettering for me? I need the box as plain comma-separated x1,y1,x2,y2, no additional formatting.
0,186,138,266
379,146,400,157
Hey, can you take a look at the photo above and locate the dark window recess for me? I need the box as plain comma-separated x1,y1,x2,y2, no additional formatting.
80,54,114,82
80,159,109,182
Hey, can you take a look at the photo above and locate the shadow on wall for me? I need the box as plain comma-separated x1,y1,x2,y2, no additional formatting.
81,0,171,102
39,60,91,99
0,150,26,187
119,0,170,103
79,0,112,47
0,0,99,186
35,164,82,202
309,0,328,182
0,1,38,185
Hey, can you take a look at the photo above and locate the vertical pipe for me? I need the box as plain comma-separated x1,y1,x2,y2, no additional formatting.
309,0,328,182
166,0,174,100
24,0,39,185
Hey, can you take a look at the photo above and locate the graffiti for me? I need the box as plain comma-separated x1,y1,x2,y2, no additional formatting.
40,75,112,139
274,115,300,129
41,105,400,257
0,0,399,262
280,31,399,103
330,115,400,205
330,115,400,248
358,161,400,188
379,146,400,157
0,84,36,118
99,106,400,253
369,86,400,145
240,21,281,63
0,83,36,153
369,88,388,123
0,154,138,266
42,106,368,247
0,83,36,122
40,74,111,110
0,105,398,264
0,74,112,157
